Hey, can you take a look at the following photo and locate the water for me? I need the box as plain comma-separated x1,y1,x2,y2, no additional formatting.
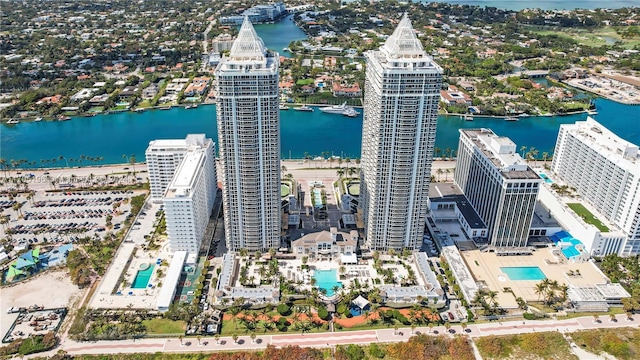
253,15,306,58
412,1,637,11
500,266,547,281
314,269,342,296
131,264,155,289
1,98,638,167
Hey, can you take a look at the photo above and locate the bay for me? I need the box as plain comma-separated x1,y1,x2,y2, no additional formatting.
253,15,306,58
1,98,637,168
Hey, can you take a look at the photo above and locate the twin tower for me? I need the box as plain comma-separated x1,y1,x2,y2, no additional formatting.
216,15,442,252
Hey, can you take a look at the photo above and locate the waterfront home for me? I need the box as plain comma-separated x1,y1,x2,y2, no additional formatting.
440,85,472,106
332,82,361,98
183,77,211,96
142,84,159,99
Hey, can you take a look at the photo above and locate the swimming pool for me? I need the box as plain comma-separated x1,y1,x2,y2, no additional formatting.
131,264,155,289
500,266,546,281
312,188,323,208
314,269,342,296
539,173,553,184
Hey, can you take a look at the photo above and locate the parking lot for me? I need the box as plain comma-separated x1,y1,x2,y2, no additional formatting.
1,190,143,251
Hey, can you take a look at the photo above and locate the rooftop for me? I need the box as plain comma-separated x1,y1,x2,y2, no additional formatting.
229,17,266,61
461,128,541,181
165,149,206,198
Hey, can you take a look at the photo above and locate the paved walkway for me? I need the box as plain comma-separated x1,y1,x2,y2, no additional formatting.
26,313,637,358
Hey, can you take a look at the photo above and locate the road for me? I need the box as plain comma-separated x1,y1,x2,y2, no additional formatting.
26,313,639,357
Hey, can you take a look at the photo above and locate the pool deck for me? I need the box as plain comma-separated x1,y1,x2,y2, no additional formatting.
462,248,608,308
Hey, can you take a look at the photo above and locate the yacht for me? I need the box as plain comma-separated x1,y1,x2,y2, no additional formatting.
462,115,473,121
518,113,530,118
134,108,145,113
294,105,314,112
185,104,198,109
279,104,290,110
587,109,598,115
320,102,355,115
7,119,19,124
504,116,518,121
57,115,71,121
34,117,42,122
342,108,360,117
282,47,291,52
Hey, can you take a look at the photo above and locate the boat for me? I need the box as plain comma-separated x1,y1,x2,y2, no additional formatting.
505,116,518,121
462,115,473,121
282,47,290,52
7,119,19,124
342,108,360,117
587,110,598,115
57,115,71,121
134,108,145,113
320,102,355,114
34,117,42,122
294,105,313,112
185,104,198,109
279,104,290,110
159,106,172,110
518,113,530,118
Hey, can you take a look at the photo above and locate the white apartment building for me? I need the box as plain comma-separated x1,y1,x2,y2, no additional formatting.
551,117,640,256
163,146,217,255
215,17,281,252
146,134,214,201
454,129,542,249
360,15,443,251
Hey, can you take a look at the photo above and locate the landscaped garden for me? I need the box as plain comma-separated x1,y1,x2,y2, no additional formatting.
567,203,610,232
280,183,290,197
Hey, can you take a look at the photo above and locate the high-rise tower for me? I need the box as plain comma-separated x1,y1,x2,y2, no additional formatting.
360,15,443,251
215,17,281,252
454,129,542,249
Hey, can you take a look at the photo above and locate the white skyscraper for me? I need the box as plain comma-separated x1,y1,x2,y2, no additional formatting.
215,17,281,252
360,15,443,251
163,145,217,255
454,129,542,249
552,117,640,256
146,134,214,201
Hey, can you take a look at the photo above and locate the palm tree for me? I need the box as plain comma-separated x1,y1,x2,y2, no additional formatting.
593,314,600,323
444,168,451,181
281,165,287,178
520,145,527,157
250,332,257,343
444,322,452,333
428,322,434,333
229,306,242,329
436,168,443,181
434,147,441,159
232,333,239,344
214,334,221,344
461,322,468,333
336,168,345,178
178,335,184,346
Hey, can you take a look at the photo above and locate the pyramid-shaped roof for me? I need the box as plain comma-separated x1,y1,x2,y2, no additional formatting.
230,16,266,60
381,14,425,57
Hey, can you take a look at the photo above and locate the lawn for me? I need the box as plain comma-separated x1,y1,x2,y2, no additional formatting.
281,184,290,197
526,26,640,49
567,203,610,232
346,182,360,196
142,318,186,334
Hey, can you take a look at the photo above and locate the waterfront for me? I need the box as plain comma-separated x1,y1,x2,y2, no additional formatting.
1,98,637,168
253,15,306,58
417,1,636,11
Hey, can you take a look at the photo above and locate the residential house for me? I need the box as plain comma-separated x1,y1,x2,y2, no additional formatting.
440,85,472,106
184,77,211,97
142,84,159,99
332,82,362,97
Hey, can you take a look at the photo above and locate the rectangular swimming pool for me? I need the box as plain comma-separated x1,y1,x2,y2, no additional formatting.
314,269,342,296
132,264,155,289
500,266,546,281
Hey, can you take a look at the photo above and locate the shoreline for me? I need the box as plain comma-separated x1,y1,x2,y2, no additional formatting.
3,101,594,124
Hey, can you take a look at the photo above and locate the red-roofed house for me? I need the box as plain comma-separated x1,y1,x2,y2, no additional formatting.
440,85,472,106
332,83,362,98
